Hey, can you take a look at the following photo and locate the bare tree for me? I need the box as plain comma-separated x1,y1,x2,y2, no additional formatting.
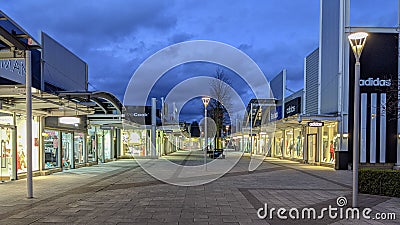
208,68,232,148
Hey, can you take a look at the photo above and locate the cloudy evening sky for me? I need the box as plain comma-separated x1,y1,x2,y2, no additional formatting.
1,0,398,121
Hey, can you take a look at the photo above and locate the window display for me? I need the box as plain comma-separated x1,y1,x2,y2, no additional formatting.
43,130,60,169
0,127,13,180
104,130,111,160
284,129,294,158
322,122,338,164
293,128,303,159
122,130,148,157
62,132,73,169
87,127,97,162
74,132,85,164
16,116,39,173
274,131,283,157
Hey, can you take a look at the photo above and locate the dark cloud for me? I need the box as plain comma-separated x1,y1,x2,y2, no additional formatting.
1,0,397,122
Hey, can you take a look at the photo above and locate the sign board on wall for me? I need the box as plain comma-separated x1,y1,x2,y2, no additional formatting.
124,106,152,125
284,97,301,118
0,59,26,84
349,32,398,164
307,121,324,127
269,106,282,122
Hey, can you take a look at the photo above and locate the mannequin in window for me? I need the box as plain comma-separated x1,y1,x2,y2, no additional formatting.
330,140,335,162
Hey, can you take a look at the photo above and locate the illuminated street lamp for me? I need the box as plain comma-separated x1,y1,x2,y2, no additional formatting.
202,96,210,170
348,32,368,208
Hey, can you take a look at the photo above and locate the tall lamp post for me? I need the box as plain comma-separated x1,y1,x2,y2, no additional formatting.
202,96,210,170
348,32,368,208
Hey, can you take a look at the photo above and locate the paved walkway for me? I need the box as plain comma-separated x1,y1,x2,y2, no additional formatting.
0,152,398,225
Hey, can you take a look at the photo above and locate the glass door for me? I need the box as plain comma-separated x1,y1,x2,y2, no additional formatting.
307,134,318,163
0,126,13,181
62,132,73,169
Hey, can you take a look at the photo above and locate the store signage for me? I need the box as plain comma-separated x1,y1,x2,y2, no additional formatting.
100,125,114,130
307,121,324,127
284,97,301,118
124,106,152,125
59,117,80,125
133,112,148,117
359,78,391,87
269,106,282,122
0,59,26,84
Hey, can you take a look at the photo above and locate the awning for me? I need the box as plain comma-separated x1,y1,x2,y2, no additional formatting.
0,85,94,116
57,91,123,115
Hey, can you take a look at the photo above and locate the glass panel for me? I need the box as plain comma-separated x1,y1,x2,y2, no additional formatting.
97,129,103,162
43,130,59,169
0,127,13,180
322,122,338,164
74,132,85,164
87,127,96,162
62,132,73,169
293,128,303,159
16,116,39,173
104,130,111,160
274,131,283,157
284,129,294,158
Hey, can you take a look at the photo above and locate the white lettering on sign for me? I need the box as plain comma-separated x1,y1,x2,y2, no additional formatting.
359,78,391,87
286,106,296,115
308,122,324,127
0,59,26,84
133,112,148,117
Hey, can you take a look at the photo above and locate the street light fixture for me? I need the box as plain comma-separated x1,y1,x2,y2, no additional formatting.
348,31,368,208
202,96,210,170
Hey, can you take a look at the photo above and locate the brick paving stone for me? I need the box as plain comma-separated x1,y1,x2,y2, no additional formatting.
0,157,398,224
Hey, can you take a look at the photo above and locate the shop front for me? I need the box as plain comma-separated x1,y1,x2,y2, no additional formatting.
0,113,15,181
302,120,338,167
0,112,41,180
121,128,150,157
44,116,87,170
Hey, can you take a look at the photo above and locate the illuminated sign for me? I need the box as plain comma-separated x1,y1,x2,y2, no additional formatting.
307,121,324,127
359,78,391,87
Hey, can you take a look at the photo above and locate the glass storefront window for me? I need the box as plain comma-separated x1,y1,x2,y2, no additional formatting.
104,130,111,160
17,116,40,173
284,129,294,158
122,129,148,157
0,126,13,180
43,130,60,169
307,127,318,163
74,132,85,164
274,131,283,157
87,127,97,162
97,129,103,162
293,128,303,159
62,132,73,169
322,122,338,164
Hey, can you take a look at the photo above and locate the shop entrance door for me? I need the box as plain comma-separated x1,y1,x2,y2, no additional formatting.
0,126,15,181
61,132,73,169
307,134,318,163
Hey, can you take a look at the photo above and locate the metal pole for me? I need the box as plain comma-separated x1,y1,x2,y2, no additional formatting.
250,103,253,156
204,108,207,171
353,60,360,208
25,50,33,198
151,98,157,157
